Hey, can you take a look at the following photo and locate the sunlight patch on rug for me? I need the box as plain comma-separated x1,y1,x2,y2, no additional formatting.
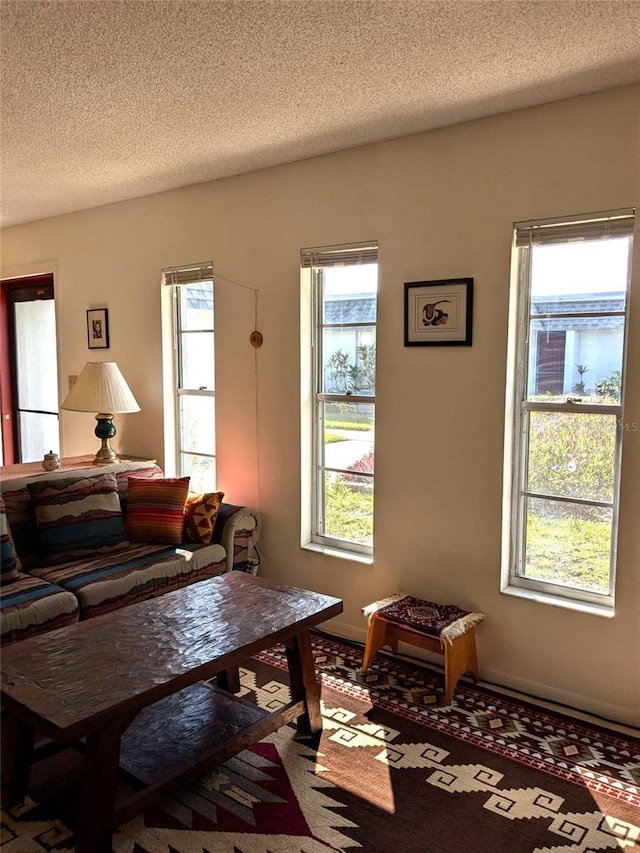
255,636,640,806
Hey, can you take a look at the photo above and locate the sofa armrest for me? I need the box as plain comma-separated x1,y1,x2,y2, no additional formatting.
212,503,261,574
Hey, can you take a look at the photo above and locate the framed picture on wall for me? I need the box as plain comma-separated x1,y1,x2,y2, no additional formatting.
87,308,109,349
404,278,473,346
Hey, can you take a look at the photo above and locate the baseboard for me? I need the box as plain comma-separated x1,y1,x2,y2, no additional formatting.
320,618,640,733
476,669,639,732
323,618,368,646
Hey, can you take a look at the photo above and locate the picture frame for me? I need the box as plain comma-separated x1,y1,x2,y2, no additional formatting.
404,278,473,346
87,308,110,349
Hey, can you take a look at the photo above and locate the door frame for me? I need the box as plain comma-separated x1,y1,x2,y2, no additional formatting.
0,273,56,464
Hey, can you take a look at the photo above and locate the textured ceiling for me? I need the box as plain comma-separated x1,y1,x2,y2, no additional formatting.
1,0,640,228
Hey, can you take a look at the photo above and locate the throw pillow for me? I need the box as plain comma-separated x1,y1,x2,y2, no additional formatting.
125,477,190,545
183,491,225,544
0,492,21,583
28,472,128,565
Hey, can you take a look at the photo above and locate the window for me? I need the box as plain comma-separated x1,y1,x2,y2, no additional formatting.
503,209,635,610
162,263,216,493
301,242,378,557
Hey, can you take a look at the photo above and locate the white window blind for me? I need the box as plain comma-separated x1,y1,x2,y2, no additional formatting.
301,243,378,268
162,262,213,286
515,209,635,246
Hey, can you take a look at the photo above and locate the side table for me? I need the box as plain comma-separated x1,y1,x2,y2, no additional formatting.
0,455,156,482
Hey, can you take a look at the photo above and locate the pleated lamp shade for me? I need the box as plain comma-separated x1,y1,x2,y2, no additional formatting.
61,362,140,464
61,362,140,414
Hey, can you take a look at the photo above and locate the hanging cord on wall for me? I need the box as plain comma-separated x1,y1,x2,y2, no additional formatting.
213,271,263,348
214,271,262,519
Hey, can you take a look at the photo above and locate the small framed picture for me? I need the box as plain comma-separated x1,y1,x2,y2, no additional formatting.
404,278,473,346
87,308,109,349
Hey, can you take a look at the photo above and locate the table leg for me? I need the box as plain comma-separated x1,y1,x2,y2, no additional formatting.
216,665,241,694
1,714,35,809
75,718,128,853
285,631,322,735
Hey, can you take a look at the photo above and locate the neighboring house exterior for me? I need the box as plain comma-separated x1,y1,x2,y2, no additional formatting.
529,292,624,397
324,294,376,394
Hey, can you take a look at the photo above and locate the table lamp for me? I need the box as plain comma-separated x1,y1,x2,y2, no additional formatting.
60,361,140,464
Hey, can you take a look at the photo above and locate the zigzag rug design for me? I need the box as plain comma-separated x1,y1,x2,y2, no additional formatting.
1,632,638,852
256,633,640,806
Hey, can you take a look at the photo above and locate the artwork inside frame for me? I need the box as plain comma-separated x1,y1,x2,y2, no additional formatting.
404,278,473,346
87,308,109,349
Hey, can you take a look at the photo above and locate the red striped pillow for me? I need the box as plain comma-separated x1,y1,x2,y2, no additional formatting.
124,477,190,544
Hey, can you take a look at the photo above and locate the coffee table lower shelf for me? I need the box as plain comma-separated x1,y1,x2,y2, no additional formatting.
1,574,343,853
115,679,306,826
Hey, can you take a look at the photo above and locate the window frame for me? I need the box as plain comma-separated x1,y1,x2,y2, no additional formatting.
503,210,634,611
302,242,378,558
162,263,216,490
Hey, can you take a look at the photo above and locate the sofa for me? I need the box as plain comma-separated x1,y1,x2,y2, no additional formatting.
0,459,261,645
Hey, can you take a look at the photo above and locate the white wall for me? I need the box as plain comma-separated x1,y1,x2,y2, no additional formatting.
574,329,624,391
2,86,639,725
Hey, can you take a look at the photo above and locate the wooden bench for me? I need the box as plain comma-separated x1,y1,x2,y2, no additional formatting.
361,594,484,705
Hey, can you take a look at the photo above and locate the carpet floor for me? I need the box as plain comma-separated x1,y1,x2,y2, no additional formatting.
2,632,638,852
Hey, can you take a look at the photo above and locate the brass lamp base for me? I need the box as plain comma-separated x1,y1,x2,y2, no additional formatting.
92,413,121,464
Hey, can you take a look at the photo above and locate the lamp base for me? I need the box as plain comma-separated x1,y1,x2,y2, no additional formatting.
93,413,120,465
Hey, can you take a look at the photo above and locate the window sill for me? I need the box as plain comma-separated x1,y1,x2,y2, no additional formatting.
301,542,373,565
501,584,615,618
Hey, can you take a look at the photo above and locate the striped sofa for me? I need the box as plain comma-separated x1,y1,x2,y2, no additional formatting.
0,460,261,645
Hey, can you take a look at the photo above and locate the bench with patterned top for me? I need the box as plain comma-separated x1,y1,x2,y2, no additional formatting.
361,593,484,705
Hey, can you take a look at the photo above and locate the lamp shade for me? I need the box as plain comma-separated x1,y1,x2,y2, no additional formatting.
61,362,140,414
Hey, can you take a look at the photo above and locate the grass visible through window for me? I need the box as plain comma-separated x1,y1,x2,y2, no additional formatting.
324,478,373,544
525,513,611,594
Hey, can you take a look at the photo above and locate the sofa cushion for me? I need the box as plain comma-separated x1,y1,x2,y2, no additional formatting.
28,472,128,565
125,477,190,544
114,461,165,511
183,491,225,544
0,493,21,584
34,541,226,620
0,572,80,645
1,482,41,570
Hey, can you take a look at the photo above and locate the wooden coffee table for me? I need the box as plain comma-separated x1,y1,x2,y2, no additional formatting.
0,572,342,853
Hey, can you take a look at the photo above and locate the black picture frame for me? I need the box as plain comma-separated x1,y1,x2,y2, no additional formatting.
87,308,109,349
404,278,473,346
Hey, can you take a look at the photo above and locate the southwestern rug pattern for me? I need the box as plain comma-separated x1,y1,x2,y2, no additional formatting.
1,633,639,852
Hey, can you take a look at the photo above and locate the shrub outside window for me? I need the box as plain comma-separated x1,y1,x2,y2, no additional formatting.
301,243,378,556
503,210,634,610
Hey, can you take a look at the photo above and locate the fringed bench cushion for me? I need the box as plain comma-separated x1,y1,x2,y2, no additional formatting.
363,593,484,645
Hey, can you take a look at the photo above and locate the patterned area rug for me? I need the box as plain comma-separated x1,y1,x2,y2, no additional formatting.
2,632,639,852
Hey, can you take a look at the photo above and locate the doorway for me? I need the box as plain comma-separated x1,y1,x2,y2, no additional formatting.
0,274,60,464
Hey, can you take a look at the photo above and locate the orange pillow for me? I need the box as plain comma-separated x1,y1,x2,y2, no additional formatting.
183,491,225,544
125,477,190,544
